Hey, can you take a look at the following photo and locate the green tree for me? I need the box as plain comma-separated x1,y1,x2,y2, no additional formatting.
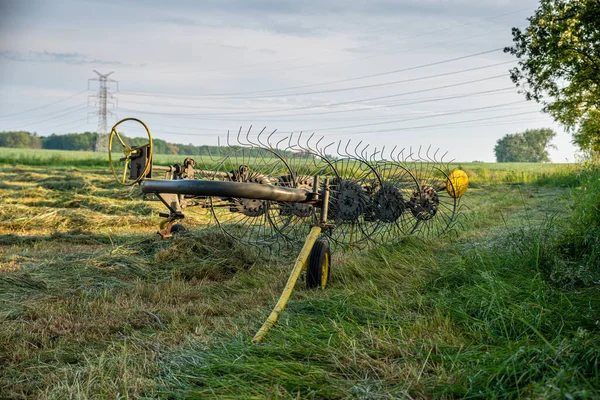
494,128,557,163
0,131,42,148
505,0,600,154
41,132,97,151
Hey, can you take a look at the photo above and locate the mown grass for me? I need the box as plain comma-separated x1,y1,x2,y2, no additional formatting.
0,155,599,399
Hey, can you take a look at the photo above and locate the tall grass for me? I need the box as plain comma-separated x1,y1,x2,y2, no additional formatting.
0,161,598,398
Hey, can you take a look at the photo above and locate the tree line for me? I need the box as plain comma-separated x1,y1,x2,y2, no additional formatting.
0,131,231,156
0,130,306,158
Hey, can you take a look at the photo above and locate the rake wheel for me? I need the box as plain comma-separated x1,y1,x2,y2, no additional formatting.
209,148,296,247
369,161,420,246
273,152,339,245
326,158,382,249
406,162,458,239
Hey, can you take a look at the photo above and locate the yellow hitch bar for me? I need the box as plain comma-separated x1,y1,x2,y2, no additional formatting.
252,226,323,343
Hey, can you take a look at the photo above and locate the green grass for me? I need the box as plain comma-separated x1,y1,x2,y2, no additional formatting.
0,147,580,186
0,147,221,169
0,158,599,399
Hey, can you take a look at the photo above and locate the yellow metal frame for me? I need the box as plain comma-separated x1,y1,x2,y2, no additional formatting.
321,252,330,289
252,226,323,343
108,118,154,186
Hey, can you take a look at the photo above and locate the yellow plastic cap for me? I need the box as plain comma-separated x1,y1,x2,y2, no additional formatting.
446,169,468,198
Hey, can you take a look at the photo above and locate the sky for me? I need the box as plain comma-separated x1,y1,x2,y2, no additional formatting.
0,0,579,162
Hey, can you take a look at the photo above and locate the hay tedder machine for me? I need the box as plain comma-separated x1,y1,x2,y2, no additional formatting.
108,118,469,341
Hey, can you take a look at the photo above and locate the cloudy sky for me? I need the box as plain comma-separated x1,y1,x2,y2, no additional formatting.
0,0,577,162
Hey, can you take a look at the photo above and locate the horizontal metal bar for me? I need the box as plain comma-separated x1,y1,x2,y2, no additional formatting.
152,165,174,172
140,179,311,203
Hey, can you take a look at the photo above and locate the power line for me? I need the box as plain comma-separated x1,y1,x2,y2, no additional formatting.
2,102,88,122
120,60,515,105
152,115,549,140
0,90,88,119
120,47,506,99
44,117,90,131
255,87,517,119
329,110,543,136
5,104,89,130
116,86,516,122
254,24,512,78
300,100,530,133
117,73,509,118
146,95,527,129
147,103,540,140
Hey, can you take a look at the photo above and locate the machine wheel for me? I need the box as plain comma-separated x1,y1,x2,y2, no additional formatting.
170,224,186,235
306,238,331,289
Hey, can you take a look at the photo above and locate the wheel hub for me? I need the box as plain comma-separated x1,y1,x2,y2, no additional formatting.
408,185,439,221
373,186,406,222
230,165,269,217
330,179,369,222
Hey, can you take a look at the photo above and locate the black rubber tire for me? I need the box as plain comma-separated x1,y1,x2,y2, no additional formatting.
306,238,331,289
170,223,186,235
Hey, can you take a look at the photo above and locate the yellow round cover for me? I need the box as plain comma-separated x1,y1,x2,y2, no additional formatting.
446,169,468,198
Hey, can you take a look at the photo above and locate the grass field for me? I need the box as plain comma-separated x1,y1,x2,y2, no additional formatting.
1,149,599,399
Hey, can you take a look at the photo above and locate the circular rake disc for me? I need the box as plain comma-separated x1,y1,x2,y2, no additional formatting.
272,152,343,245
369,161,420,246
325,158,382,249
405,161,458,239
209,147,295,248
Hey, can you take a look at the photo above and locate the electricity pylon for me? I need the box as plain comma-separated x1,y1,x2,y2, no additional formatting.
89,70,118,152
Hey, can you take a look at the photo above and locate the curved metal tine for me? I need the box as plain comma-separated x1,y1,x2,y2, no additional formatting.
276,134,289,152
377,145,385,162
306,132,316,149
354,140,365,161
352,140,362,159
207,137,218,162
303,132,316,154
218,135,226,158
353,140,363,160
322,141,335,159
432,147,440,164
389,145,397,162
369,147,377,163
342,139,353,159
410,146,418,162
424,145,434,163
398,147,407,163
266,129,278,149
234,126,243,148
255,126,268,149
296,131,307,153
245,125,259,148
282,132,296,153
313,135,324,156
360,143,370,162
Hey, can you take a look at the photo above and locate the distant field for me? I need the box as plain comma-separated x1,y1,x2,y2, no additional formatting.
0,147,212,168
0,146,581,187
